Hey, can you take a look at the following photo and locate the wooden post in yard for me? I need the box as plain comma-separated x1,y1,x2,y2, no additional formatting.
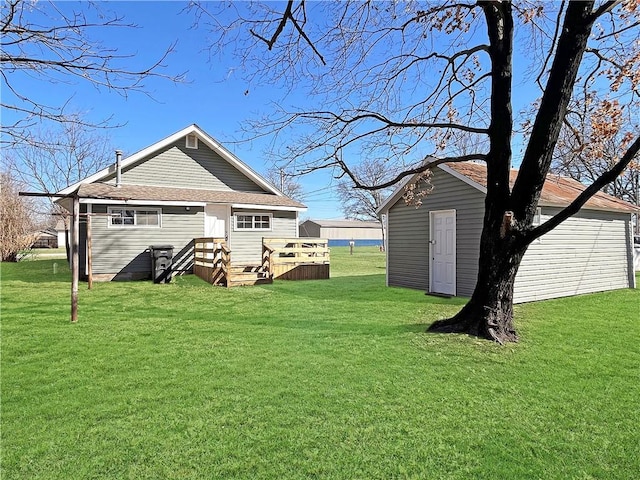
71,193,79,323
87,213,93,290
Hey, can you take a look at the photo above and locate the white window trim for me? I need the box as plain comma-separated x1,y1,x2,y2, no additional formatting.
186,133,198,149
108,207,162,228
234,212,273,232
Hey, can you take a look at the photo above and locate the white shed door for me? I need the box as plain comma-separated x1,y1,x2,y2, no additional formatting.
204,205,227,240
430,210,456,296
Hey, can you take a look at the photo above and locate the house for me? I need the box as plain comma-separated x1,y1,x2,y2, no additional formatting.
55,124,306,281
31,228,58,249
54,219,67,250
377,162,636,303
299,219,383,246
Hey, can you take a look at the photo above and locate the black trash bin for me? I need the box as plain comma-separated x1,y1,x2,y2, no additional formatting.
149,245,174,283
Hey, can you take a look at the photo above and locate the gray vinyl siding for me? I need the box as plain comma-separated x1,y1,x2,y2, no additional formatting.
105,140,266,192
229,209,298,264
387,170,634,302
84,204,204,278
387,168,485,295
513,208,634,303
387,202,430,290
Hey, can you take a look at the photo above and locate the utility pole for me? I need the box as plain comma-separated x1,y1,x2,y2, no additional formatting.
71,192,79,322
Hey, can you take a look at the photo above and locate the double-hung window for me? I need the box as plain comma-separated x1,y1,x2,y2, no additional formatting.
234,213,272,231
109,207,161,228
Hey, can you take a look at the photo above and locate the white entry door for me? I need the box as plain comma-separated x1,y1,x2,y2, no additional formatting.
204,204,228,240
430,210,456,296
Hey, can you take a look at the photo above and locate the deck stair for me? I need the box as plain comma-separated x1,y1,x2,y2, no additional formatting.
227,264,272,287
193,237,329,287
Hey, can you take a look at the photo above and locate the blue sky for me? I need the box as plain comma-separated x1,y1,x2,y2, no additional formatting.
3,1,342,219
3,1,553,219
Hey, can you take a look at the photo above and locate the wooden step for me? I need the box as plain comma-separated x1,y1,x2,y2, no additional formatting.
227,266,273,287
230,264,266,274
227,278,272,287
228,273,272,287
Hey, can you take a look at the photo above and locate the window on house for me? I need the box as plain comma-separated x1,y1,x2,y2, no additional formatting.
234,214,272,231
109,208,161,228
186,133,198,149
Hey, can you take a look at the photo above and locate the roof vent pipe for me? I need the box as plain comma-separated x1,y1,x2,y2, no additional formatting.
115,150,122,187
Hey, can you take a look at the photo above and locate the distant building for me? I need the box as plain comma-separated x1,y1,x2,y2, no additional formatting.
299,219,383,246
31,228,58,249
55,219,68,249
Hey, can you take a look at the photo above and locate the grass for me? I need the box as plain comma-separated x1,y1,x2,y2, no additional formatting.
1,247,639,479
17,247,67,261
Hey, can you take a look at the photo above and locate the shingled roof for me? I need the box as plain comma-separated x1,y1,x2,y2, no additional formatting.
445,162,636,213
77,183,306,209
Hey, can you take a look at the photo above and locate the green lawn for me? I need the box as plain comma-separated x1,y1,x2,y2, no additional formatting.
18,247,67,261
1,248,638,479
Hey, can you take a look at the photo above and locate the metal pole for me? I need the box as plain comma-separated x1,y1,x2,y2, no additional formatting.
71,194,79,323
87,214,93,290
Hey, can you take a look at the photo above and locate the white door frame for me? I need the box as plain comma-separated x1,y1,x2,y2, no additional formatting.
429,209,456,296
204,204,230,243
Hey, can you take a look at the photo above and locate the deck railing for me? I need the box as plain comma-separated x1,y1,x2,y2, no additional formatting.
193,237,330,285
193,237,230,286
262,243,275,279
262,238,330,280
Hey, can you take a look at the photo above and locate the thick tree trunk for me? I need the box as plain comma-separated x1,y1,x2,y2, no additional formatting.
428,226,528,344
428,1,526,345
430,1,600,344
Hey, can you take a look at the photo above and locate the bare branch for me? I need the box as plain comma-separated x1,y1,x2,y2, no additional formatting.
512,1,597,216
593,19,640,40
249,0,325,65
527,135,640,242
249,0,294,49
334,154,488,192
590,1,621,20
1,0,185,144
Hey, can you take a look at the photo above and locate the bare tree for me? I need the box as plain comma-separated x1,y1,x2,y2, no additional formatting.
7,119,113,194
264,167,305,201
192,1,640,343
0,171,38,262
551,100,639,206
336,159,397,247
4,120,115,257
1,0,183,147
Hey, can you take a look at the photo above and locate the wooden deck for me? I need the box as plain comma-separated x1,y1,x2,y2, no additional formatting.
193,237,330,287
262,238,330,280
